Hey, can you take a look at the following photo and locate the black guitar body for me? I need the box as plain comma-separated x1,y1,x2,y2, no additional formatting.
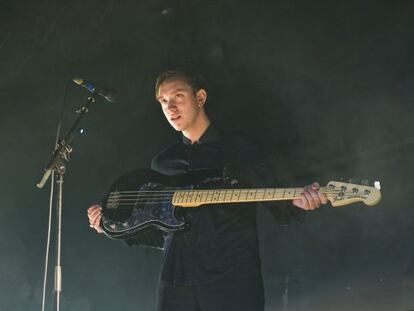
101,168,224,240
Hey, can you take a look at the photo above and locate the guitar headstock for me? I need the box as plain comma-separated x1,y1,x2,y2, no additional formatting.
325,180,382,207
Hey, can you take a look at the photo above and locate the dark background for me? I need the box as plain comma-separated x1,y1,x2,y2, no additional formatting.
1,0,413,310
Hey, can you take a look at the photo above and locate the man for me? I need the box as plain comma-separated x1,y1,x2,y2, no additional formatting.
88,70,327,310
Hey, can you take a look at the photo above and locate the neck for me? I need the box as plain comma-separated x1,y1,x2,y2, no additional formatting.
182,113,211,144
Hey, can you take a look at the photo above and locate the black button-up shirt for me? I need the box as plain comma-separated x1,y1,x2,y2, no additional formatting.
149,124,303,285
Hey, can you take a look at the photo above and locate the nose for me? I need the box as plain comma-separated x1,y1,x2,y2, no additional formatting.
165,100,177,112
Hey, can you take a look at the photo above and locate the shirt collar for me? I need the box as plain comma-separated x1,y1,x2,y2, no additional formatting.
182,123,220,145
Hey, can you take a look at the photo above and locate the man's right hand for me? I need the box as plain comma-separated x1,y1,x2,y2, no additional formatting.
87,204,104,234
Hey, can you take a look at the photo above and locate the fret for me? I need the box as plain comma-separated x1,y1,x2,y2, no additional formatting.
284,188,299,199
218,190,224,202
257,189,265,200
245,190,252,200
224,190,232,202
218,190,225,202
206,190,213,204
190,190,195,203
210,190,216,203
294,188,299,198
254,189,259,200
248,190,255,200
265,188,273,200
201,190,208,204
200,190,206,202
184,191,191,203
192,190,197,203
188,190,194,203
212,190,219,203
195,190,202,203
233,189,240,202
212,190,218,203
207,190,212,202
240,190,246,200
272,188,279,199
272,188,277,199
181,191,186,203
179,191,185,204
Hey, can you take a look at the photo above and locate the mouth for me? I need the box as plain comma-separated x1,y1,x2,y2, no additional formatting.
170,116,181,122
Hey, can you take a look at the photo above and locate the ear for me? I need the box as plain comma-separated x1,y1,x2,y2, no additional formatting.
196,89,207,107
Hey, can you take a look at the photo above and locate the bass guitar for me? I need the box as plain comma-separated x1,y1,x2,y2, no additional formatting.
101,168,382,240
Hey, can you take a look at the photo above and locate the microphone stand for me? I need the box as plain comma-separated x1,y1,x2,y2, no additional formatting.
37,93,97,311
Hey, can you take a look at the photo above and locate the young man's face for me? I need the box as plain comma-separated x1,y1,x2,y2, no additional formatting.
156,79,205,132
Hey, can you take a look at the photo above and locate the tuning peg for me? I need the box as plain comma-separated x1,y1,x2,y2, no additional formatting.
374,181,381,190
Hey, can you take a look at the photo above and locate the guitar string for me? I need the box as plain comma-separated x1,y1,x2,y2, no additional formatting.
106,190,365,202
103,190,367,209
106,193,360,203
106,191,352,201
106,189,361,199
106,195,352,205
107,189,356,198
107,187,358,195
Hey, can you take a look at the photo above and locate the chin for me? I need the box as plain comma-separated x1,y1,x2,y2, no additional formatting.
170,123,185,131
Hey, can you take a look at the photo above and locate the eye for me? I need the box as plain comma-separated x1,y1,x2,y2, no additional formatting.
175,93,183,98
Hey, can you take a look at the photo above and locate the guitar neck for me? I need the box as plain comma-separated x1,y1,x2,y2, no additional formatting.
172,187,327,207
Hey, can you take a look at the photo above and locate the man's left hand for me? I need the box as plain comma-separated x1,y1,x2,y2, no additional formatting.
293,182,328,211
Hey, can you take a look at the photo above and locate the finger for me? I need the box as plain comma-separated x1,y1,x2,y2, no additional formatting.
89,215,101,229
318,192,328,204
94,220,104,234
87,205,98,213
91,213,102,226
310,182,328,205
89,209,102,221
94,213,102,225
87,205,102,215
311,182,320,191
92,218,102,231
299,194,310,210
87,205,101,214
308,189,321,208
90,208,102,217
304,191,316,210
89,213,98,226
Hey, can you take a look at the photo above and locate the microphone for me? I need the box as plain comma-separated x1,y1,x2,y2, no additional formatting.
72,78,117,103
